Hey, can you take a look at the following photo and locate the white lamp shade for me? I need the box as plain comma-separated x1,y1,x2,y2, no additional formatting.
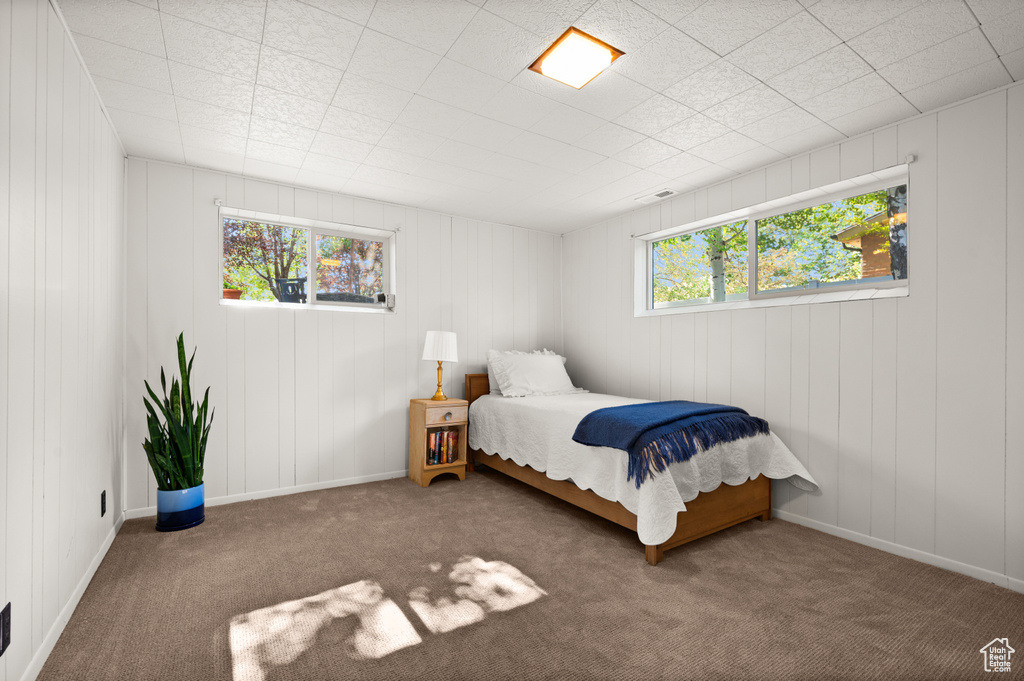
422,330,458,363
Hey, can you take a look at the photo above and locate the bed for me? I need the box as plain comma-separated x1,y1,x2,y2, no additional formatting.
464,373,817,565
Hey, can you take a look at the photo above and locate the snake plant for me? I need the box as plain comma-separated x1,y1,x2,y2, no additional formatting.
142,333,214,491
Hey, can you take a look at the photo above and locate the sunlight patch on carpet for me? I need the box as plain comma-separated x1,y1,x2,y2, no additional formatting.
229,557,546,680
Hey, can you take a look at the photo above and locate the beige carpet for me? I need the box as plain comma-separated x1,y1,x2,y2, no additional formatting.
40,469,1023,680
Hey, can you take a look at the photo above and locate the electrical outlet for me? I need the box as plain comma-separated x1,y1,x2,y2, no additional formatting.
101,490,106,517
1,601,10,657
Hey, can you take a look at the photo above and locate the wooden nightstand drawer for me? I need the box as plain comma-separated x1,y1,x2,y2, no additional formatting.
425,405,467,426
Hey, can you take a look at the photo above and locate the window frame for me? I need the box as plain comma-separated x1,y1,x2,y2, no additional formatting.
219,205,397,313
636,165,910,316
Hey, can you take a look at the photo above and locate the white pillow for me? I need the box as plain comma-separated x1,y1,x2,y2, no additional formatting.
487,349,585,397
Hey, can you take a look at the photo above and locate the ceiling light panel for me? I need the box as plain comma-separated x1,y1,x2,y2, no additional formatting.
529,27,624,89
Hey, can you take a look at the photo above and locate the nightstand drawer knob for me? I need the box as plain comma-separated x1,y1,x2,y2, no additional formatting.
444,411,453,421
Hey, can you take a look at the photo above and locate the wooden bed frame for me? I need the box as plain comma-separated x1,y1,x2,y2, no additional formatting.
464,374,771,565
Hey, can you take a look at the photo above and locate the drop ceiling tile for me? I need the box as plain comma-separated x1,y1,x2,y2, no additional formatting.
345,29,442,92
767,44,873,103
615,94,696,135
362,146,425,173
319,107,391,144
575,122,647,156
395,96,473,137
878,29,997,92
482,0,596,41
688,131,761,163
654,113,731,150
129,0,159,9
376,124,447,157
292,169,347,192
663,59,759,111
826,94,918,136
529,104,606,144
675,163,737,190
498,131,569,164
726,11,841,80
257,46,344,104
74,36,172,93
332,73,413,122
738,106,824,144
577,157,639,184
418,60,507,113
263,0,362,70
309,131,375,162
243,158,300,184
251,86,329,130
980,5,1024,54
161,15,260,81
120,134,185,163
412,159,470,184
902,58,1011,111
299,0,376,25
476,84,558,129
767,121,844,155
60,0,165,57
245,139,307,167
176,98,251,136
91,77,177,121
615,138,681,167
547,145,606,173
631,0,706,25
248,116,316,151
448,170,508,193
167,62,254,113
180,125,248,154
848,0,978,69
449,115,523,152
367,0,480,55
703,84,792,129
807,0,927,41
184,146,245,174
647,151,710,179
717,145,786,172
562,71,657,121
966,0,1022,24
302,153,360,177
613,27,718,91
801,72,900,121
431,140,496,171
445,9,550,81
574,0,670,53
1003,47,1024,80
108,109,181,143
677,0,803,56
159,0,267,43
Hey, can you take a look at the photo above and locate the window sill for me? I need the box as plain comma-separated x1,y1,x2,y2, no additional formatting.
637,285,908,317
219,298,396,314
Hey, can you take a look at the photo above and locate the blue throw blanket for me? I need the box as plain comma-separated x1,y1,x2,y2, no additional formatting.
572,401,770,488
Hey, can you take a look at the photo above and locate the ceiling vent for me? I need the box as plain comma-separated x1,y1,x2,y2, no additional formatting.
635,189,676,205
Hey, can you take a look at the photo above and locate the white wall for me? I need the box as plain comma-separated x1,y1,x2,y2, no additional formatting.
562,84,1024,591
0,1,127,680
123,159,562,514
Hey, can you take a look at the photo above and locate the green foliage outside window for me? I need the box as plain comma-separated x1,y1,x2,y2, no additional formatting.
653,220,747,304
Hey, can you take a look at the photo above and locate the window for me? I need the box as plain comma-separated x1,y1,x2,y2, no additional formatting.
220,206,394,310
652,220,748,307
640,168,908,313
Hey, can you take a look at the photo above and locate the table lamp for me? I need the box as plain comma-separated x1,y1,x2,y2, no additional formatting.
422,330,458,401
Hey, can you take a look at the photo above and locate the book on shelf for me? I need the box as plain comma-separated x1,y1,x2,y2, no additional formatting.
425,428,460,466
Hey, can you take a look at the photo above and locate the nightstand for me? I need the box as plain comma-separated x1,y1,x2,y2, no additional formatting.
408,398,468,487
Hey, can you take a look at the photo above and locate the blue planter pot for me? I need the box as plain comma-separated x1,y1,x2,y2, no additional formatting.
155,483,205,532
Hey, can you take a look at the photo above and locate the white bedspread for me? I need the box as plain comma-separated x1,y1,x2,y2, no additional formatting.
468,393,818,545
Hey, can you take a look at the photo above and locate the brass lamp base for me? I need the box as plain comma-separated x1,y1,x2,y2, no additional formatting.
431,360,447,400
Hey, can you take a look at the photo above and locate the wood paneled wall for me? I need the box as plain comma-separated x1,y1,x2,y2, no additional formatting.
562,85,1024,592
124,159,562,513
0,2,127,680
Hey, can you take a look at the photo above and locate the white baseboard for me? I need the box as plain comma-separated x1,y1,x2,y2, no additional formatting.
773,509,1022,594
124,469,408,519
21,513,125,681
